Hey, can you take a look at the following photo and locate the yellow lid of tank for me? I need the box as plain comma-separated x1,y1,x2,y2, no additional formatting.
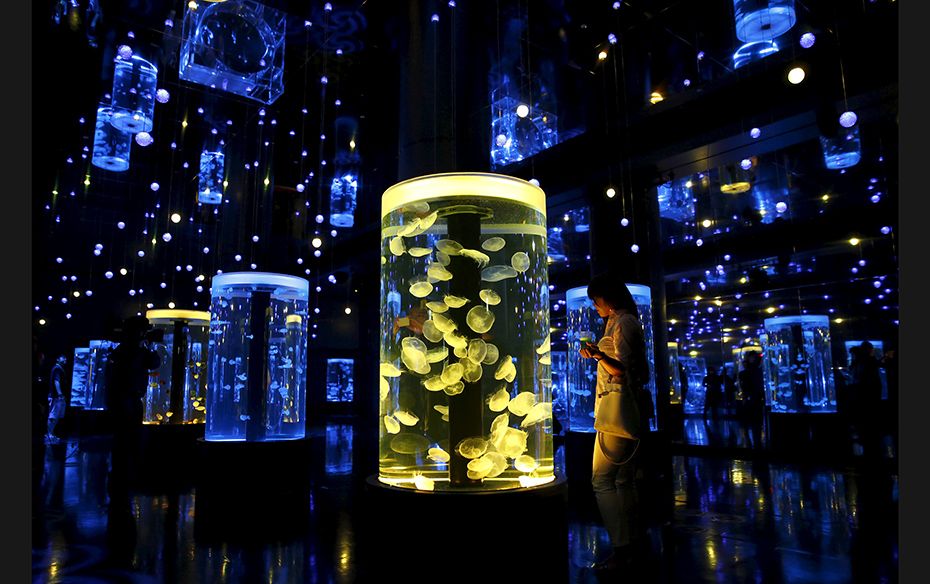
381,172,546,219
286,314,302,325
146,309,211,323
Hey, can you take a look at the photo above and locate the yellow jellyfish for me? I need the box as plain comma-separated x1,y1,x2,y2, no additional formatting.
487,386,511,412
478,289,501,305
389,235,406,256
511,251,530,273
384,415,401,434
480,236,506,252
466,306,495,334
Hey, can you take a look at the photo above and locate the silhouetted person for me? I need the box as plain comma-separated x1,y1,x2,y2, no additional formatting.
722,367,737,416
702,367,722,420
848,341,884,459
738,351,766,449
47,354,68,442
678,362,689,407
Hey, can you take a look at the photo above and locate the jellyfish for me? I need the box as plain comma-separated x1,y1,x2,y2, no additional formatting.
436,239,463,255
481,451,508,477
494,355,517,382
409,280,434,298
456,436,489,459
426,301,448,313
427,264,454,282
461,358,483,382
479,289,501,305
459,248,490,268
389,236,406,256
380,363,402,377
482,344,500,365
408,247,433,257
436,251,451,266
384,415,401,434
514,455,540,473
481,265,518,282
466,306,495,334
443,295,469,308
487,386,511,412
508,391,537,416
426,346,449,363
481,237,506,252
440,362,464,385
511,252,530,273
413,475,435,491
423,375,446,391
536,333,551,355
394,410,420,426
380,376,390,400
444,330,468,350
443,381,465,395
467,338,488,363
427,446,450,462
432,313,457,333
520,402,552,428
490,411,510,435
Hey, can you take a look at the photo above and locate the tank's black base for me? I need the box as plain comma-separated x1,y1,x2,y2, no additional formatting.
134,423,204,493
357,474,569,582
193,438,312,543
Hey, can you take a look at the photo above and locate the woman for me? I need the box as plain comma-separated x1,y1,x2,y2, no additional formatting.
579,272,649,571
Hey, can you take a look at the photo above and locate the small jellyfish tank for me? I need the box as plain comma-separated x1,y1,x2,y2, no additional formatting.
379,173,554,491
733,0,797,43
820,125,862,170
667,342,682,405
91,106,131,172
144,309,211,425
762,315,836,413
85,340,117,410
109,55,158,134
565,284,657,432
206,272,309,441
680,356,707,414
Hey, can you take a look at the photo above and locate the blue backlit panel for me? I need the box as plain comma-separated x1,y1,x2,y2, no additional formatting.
326,358,354,403
329,173,357,228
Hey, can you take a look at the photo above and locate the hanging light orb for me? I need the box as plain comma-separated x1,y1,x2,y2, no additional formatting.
516,104,530,118
135,132,154,147
839,111,858,128
787,66,806,84
799,33,816,49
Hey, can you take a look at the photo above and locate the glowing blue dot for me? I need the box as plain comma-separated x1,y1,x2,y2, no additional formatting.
314,250,322,258
235,254,242,261
328,274,337,284
330,229,337,237
129,290,136,296
871,195,881,203
93,250,101,256
799,33,816,49
150,182,160,192
431,13,439,22
162,233,172,242
186,265,193,271
250,263,257,270
839,111,858,128
55,257,63,264
775,202,787,213
117,221,126,229
859,259,866,266
683,79,691,87
137,250,145,257
750,127,761,139
696,239,704,247
316,214,325,224
697,51,705,60
449,0,456,6
620,218,629,227
528,178,540,187
608,33,617,45
724,254,731,261
135,132,154,147
321,76,328,85
630,244,640,253
96,242,104,252
155,89,170,103
740,158,752,170
851,267,858,274
252,235,259,243
864,298,872,304
296,184,305,193
881,226,891,235
117,45,133,59
203,247,210,253
324,2,332,10
613,1,621,8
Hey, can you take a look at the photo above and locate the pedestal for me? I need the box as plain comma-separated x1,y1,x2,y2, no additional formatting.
135,423,205,492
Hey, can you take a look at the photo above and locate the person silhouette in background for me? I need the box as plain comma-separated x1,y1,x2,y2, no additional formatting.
738,351,766,449
702,367,722,420
46,354,69,442
848,341,884,459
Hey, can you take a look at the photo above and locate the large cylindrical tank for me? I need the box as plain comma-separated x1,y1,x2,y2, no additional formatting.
206,272,309,441
733,0,797,43
110,55,158,134
378,173,553,491
763,315,836,413
144,309,211,424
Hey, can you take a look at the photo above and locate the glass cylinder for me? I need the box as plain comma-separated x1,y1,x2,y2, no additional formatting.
91,106,132,172
69,347,91,408
325,423,354,475
820,126,862,170
733,0,797,43
565,284,657,431
110,55,158,133
680,356,707,414
85,340,117,410
325,358,355,402
732,39,780,69
379,172,553,491
330,172,358,227
667,342,682,405
199,150,225,204
206,272,309,441
144,309,211,425
762,315,836,413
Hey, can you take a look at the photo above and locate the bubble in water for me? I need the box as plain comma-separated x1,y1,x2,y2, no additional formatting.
428,446,450,462
482,451,508,478
479,289,501,305
433,405,449,416
508,391,537,416
494,355,517,382
432,313,457,333
481,265,518,282
467,339,488,363
413,475,435,491
443,381,465,395
394,410,420,426
391,433,430,454
511,252,530,273
481,237,506,252
426,346,449,363
409,280,434,298
380,363,402,377
443,294,469,308
380,376,390,400
488,386,511,412
514,454,540,473
536,333,551,355
520,402,552,428
427,263,453,282
436,251,451,266
423,375,446,391
436,239,463,255
466,306,495,333
462,358,483,382
389,236,406,256
422,320,444,342
408,247,432,257
456,437,489,459
441,362,464,384
384,415,401,434
444,330,468,349
426,301,448,313
494,427,528,458
490,412,510,435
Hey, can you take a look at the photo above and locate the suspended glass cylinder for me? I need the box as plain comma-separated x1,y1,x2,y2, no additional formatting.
565,284,656,432
206,272,309,441
69,347,91,408
762,315,836,413
85,340,117,410
325,358,355,402
199,150,225,204
110,55,158,133
680,355,707,414
732,39,780,69
379,173,553,491
91,106,132,172
667,342,682,405
329,172,358,227
657,178,696,222
733,0,797,43
144,309,210,425
820,125,862,170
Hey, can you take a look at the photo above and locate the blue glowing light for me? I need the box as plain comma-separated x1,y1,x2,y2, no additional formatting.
732,39,780,69
799,32,816,48
329,173,358,228
820,126,861,169
839,111,858,128
733,0,797,43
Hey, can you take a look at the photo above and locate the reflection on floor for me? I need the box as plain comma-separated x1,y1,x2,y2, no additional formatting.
33,419,898,583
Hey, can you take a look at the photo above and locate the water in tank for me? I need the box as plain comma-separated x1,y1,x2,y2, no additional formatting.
206,272,309,441
144,310,211,424
667,342,682,405
85,340,117,410
70,347,91,408
732,39,780,69
198,151,225,204
379,173,553,491
820,125,862,170
550,350,568,432
329,172,358,228
91,106,132,172
565,285,657,432
680,356,707,414
656,178,696,222
109,55,158,134
762,315,836,413
325,423,354,475
733,0,797,43
325,358,355,402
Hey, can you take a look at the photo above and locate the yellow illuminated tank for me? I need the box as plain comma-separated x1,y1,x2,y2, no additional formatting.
379,172,555,491
145,309,211,424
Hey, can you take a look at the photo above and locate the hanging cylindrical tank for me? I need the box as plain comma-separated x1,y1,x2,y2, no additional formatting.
762,315,836,413
680,355,707,414
378,172,553,491
667,342,682,405
329,172,358,227
198,150,225,204
733,0,797,43
91,106,132,172
820,125,862,170
732,39,780,69
109,55,158,134
85,340,117,410
565,284,657,431
206,272,309,441
144,309,211,425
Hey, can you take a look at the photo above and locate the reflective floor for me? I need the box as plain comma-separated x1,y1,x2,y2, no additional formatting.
32,418,898,583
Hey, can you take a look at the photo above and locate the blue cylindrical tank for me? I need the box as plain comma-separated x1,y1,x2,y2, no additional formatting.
144,309,211,425
85,340,117,410
91,106,132,172
820,126,862,170
110,55,158,134
680,356,707,414
330,172,358,227
198,150,225,204
733,0,797,43
565,284,657,432
762,315,836,413
732,39,780,69
206,272,309,441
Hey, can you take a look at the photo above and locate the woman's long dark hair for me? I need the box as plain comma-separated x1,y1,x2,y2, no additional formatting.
587,272,639,318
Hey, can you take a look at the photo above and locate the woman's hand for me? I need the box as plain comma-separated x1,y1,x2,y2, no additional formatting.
579,342,601,360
